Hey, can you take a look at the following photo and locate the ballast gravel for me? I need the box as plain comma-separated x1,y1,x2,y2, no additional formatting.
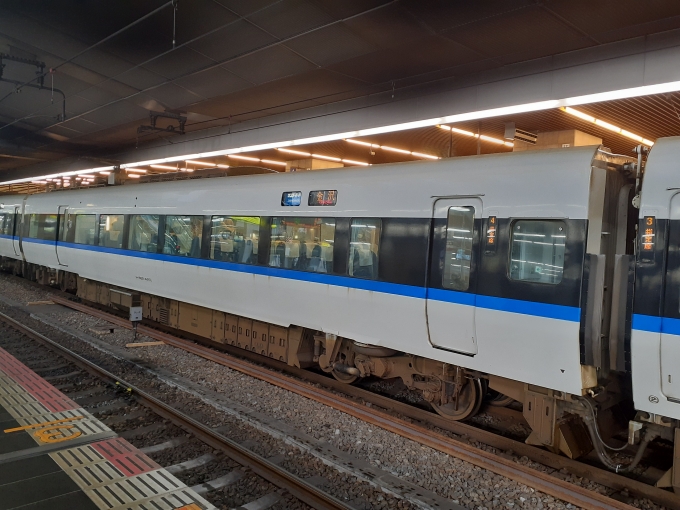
0,272,667,510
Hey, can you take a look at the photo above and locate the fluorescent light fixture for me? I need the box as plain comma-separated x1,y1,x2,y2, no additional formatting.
261,159,286,166
0,166,115,186
150,164,177,171
186,160,216,167
438,125,513,147
31,180,47,184
228,155,260,162
345,139,440,159
277,148,310,157
126,168,147,173
450,127,476,137
127,174,141,179
342,159,369,166
99,171,111,175
381,146,411,154
560,107,654,146
411,151,439,160
312,153,342,162
345,139,374,147
479,134,507,145
216,164,230,169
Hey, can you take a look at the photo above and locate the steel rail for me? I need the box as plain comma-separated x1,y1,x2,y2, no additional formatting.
0,310,354,510
45,297,667,509
50,296,680,508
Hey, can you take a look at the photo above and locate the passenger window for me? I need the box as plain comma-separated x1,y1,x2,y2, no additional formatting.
5,214,13,236
509,220,566,284
98,215,125,249
0,214,7,236
128,215,159,253
348,219,380,279
28,215,39,238
442,206,474,291
73,215,96,245
28,214,58,241
164,215,203,258
41,215,58,241
269,217,335,273
210,216,260,264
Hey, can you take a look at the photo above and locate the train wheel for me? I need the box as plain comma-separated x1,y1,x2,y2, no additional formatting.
332,369,358,384
431,378,484,421
486,390,515,407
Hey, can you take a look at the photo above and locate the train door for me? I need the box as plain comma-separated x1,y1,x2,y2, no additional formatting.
11,206,20,257
56,205,69,266
426,198,481,355
661,194,680,400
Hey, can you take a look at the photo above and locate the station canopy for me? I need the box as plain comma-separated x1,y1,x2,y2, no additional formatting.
1,0,680,192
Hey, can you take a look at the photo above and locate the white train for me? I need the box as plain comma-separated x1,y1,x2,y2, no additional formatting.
0,138,678,484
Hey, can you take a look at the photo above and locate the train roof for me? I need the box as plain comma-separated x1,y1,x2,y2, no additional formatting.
639,136,680,219
5,145,609,219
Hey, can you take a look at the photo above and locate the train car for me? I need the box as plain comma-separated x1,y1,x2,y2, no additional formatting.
2,141,671,479
622,137,680,487
0,196,23,270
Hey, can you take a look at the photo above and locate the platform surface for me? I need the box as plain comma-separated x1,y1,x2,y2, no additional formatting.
0,346,216,510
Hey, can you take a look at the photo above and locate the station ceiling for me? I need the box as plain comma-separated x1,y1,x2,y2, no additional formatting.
1,0,680,177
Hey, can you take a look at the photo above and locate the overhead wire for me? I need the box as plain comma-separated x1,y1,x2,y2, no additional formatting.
0,0,288,139
0,0,397,137
0,1,175,107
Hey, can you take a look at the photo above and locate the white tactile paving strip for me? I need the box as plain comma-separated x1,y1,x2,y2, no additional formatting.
0,346,216,510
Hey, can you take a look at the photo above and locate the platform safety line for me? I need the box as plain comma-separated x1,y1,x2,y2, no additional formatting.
3,415,84,433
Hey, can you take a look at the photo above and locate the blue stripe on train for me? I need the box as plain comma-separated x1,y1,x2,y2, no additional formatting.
20,237,581,323
632,314,680,335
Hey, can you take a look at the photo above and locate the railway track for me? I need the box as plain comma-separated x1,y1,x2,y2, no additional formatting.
0,310,357,510
44,295,680,510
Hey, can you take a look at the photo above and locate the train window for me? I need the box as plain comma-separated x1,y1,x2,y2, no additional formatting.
442,206,474,291
0,213,10,236
163,215,203,258
98,215,125,249
509,220,566,284
128,215,160,253
27,214,58,241
210,216,260,264
73,215,96,245
269,217,335,273
348,219,380,279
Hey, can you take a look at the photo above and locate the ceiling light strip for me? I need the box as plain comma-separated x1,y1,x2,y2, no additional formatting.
345,138,440,159
437,125,514,147
560,107,654,146
1,166,116,186
276,148,369,166
185,160,217,167
228,155,260,162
